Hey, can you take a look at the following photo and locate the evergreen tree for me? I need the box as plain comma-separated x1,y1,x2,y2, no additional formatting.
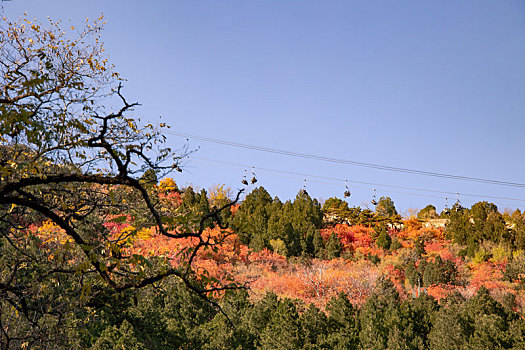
359,278,401,349
407,294,438,348
422,256,457,286
266,197,284,241
181,186,197,208
511,209,525,249
447,201,508,252
322,197,351,224
483,211,508,243
405,261,421,289
325,232,342,259
92,320,146,350
504,251,525,283
231,187,273,247
180,186,214,228
326,293,359,349
292,192,323,257
445,208,471,245
312,230,326,259
390,236,402,250
301,227,317,257
376,229,392,250
376,196,398,218
200,290,255,350
357,208,377,226
507,318,525,349
428,304,467,350
300,303,329,349
265,191,324,257
292,190,324,229
414,238,426,257
245,292,280,347
358,293,390,349
259,298,303,350
285,221,303,257
140,169,158,188
197,188,213,229
461,287,515,349
470,201,506,243
418,204,438,220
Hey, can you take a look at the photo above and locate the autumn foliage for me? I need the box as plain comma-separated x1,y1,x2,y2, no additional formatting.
103,180,525,313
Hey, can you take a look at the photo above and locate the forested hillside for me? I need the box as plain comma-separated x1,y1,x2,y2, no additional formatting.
104,182,525,349
5,174,525,348
2,13,525,350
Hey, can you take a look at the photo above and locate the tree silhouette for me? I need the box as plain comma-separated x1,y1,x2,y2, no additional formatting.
0,15,241,347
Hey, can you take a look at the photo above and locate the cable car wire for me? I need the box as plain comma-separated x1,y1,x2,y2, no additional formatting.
192,156,525,204
192,157,525,208
168,131,525,188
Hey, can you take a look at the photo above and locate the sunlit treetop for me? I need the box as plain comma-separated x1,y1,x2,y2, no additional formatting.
0,14,183,182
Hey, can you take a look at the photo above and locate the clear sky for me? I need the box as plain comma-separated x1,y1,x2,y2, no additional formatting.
4,1,525,214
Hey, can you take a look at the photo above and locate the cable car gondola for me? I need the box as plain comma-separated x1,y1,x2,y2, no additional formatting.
344,180,351,198
371,188,378,206
301,179,309,196
443,197,450,215
241,170,248,186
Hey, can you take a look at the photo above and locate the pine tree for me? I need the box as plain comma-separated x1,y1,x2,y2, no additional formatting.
322,197,352,224
231,186,273,246
428,305,467,350
92,320,146,350
325,232,342,259
312,230,326,259
376,196,398,218
259,298,303,350
376,229,392,250
418,205,438,220
300,304,329,349
197,189,213,228
326,293,359,349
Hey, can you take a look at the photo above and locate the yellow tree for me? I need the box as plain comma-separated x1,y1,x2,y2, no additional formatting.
0,15,241,347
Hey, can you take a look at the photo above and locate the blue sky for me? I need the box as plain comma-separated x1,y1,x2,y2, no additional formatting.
4,1,525,214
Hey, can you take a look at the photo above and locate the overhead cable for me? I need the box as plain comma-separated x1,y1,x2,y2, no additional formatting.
192,156,525,205
168,131,525,188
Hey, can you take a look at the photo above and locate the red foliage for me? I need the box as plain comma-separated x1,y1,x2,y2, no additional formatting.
424,240,444,255
242,258,380,308
107,214,524,310
424,239,458,263
320,224,375,253
470,261,507,291
321,224,354,247
230,204,240,216
383,264,407,299
247,248,287,269
159,191,182,205
427,284,456,300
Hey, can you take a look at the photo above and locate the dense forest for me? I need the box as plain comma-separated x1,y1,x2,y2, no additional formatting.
2,13,525,349
4,176,525,348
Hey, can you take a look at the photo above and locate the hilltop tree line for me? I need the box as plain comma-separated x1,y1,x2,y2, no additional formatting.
175,184,525,290
223,185,525,259
230,187,405,259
